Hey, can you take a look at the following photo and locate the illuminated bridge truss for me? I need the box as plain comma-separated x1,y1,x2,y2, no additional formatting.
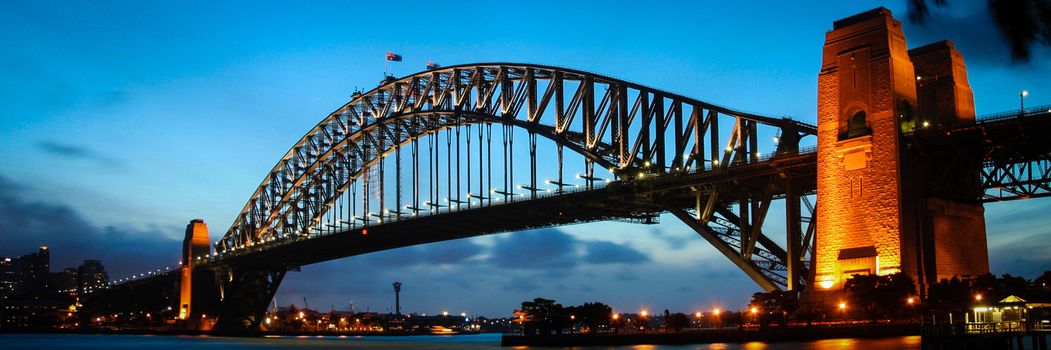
910,106,1051,203
215,63,818,292
982,160,1051,202
978,106,1051,202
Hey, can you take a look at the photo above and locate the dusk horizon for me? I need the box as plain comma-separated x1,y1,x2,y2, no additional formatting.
3,0,1051,324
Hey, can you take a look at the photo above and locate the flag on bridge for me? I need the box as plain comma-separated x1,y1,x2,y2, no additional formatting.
386,52,402,62
426,61,440,70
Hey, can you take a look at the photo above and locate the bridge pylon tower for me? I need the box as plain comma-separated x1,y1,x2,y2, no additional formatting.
180,219,220,330
810,8,989,301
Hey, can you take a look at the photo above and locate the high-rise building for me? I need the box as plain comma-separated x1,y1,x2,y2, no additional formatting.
48,268,78,294
77,260,108,293
17,247,50,300
0,257,20,301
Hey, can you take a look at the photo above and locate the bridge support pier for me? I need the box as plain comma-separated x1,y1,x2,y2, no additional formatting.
213,268,286,335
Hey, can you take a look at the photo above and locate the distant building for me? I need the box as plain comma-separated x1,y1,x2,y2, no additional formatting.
16,247,50,301
0,246,84,329
0,257,20,301
77,259,108,293
48,268,78,295
0,299,75,329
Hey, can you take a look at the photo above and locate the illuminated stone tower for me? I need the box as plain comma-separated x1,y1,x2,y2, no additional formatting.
812,8,987,296
180,219,211,321
907,40,989,286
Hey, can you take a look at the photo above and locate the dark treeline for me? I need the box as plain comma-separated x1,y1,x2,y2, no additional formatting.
513,271,1051,334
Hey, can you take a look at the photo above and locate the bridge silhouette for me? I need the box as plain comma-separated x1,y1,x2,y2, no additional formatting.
81,8,1051,335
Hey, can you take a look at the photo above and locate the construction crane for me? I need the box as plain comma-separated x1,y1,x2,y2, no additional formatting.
303,297,310,310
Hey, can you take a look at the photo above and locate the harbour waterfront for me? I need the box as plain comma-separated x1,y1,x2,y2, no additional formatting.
0,333,923,349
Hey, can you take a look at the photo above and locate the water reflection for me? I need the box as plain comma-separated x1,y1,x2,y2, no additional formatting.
0,334,924,350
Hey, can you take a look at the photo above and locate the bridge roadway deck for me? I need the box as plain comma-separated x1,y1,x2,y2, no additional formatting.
212,150,819,271
910,107,1051,166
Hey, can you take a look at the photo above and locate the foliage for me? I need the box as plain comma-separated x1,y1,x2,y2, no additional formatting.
516,297,571,335
1036,271,1051,288
971,273,1030,302
927,272,1051,317
926,276,971,315
791,304,824,326
843,272,917,322
908,0,1051,61
565,302,612,331
749,290,799,328
663,312,690,332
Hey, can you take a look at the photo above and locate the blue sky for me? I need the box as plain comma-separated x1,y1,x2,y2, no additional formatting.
2,0,1049,317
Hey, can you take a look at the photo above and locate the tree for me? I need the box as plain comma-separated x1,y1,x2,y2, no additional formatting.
844,272,917,322
908,0,1051,61
971,273,1031,302
516,297,569,335
565,302,612,332
927,276,971,316
750,290,799,328
1035,271,1051,288
664,313,690,333
791,304,824,326
844,274,883,321
1034,271,1051,300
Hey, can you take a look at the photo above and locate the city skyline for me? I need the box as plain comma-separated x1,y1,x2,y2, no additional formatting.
3,0,1051,317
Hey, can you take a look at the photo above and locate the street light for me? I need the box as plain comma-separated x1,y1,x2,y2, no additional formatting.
640,310,649,317
975,294,983,302
907,297,915,305
712,308,721,316
1021,90,1029,114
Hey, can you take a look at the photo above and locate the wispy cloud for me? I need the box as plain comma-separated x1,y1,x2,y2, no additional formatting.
583,241,650,264
487,228,582,269
37,140,124,169
358,239,485,268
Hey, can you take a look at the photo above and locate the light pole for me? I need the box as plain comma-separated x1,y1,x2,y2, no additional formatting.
1021,90,1029,115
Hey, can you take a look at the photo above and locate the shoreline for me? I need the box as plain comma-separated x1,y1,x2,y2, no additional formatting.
1,325,924,347
501,324,919,347
0,328,484,338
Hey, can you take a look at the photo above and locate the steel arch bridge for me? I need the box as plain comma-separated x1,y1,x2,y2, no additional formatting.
86,63,1051,334
205,63,819,331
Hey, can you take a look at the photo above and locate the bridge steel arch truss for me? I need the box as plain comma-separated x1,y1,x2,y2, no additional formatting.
908,107,1051,203
216,63,818,292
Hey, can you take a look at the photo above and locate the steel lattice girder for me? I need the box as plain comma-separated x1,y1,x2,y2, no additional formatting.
982,159,1051,202
218,63,815,254
906,109,1051,202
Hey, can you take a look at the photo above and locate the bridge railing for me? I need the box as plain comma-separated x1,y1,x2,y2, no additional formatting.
975,104,1051,123
77,264,182,294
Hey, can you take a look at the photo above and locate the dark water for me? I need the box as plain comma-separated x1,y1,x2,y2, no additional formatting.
0,333,922,349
